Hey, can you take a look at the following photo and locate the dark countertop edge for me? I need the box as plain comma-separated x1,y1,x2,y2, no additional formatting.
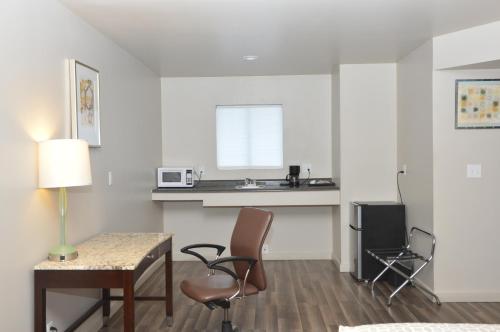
152,178,340,193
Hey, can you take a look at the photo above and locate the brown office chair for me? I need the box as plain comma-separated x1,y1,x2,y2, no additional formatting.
180,207,274,332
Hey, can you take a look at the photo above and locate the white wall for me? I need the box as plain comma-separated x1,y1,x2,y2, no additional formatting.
339,64,398,271
0,0,163,330
161,75,334,260
432,68,500,301
434,21,500,70
397,41,435,288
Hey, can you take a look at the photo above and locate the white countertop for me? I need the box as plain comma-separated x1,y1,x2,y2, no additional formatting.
152,190,340,207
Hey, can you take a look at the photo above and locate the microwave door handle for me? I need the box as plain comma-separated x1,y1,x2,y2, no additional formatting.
349,224,364,232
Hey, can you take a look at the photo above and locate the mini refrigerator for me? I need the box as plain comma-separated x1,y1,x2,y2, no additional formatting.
350,201,406,282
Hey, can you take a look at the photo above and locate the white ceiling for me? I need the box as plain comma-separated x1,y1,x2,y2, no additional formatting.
60,0,500,77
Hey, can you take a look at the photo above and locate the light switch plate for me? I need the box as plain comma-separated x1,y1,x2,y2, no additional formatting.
467,164,482,178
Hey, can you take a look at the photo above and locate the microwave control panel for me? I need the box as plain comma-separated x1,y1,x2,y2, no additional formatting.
186,169,193,185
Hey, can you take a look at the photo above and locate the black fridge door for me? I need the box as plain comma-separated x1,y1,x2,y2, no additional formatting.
360,204,406,281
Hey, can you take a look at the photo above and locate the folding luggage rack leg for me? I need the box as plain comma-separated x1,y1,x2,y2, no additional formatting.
366,227,441,306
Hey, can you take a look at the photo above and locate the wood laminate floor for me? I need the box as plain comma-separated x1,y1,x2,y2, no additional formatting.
101,260,500,331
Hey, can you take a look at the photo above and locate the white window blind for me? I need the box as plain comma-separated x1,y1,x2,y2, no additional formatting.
216,105,283,169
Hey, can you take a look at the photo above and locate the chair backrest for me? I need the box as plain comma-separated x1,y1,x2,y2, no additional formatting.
230,207,273,291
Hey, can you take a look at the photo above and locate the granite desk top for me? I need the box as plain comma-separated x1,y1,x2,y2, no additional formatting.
34,233,172,271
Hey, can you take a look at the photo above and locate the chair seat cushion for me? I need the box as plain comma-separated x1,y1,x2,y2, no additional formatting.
180,274,259,303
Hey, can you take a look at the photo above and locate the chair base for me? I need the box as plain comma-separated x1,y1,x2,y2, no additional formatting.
205,300,239,332
222,320,238,332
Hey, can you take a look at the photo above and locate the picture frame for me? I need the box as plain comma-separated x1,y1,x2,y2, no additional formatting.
455,79,500,129
69,59,101,147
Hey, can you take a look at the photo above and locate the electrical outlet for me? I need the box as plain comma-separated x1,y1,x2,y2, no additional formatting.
402,164,407,175
46,321,57,332
197,165,205,176
467,164,482,178
262,244,270,254
107,171,113,186
301,163,312,176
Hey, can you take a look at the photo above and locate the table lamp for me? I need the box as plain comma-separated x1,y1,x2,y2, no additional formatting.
38,139,92,261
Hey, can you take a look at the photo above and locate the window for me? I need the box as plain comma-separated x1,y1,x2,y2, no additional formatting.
216,105,283,169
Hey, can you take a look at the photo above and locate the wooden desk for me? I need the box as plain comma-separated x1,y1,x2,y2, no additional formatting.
34,233,173,332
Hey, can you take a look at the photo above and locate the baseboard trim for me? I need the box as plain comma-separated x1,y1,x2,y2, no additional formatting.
436,291,500,302
329,254,351,273
413,277,433,293
339,262,350,273
331,253,341,269
413,278,500,302
174,251,333,261
332,255,350,273
75,256,165,332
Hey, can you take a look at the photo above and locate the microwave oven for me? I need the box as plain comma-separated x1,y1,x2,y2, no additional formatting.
157,167,194,188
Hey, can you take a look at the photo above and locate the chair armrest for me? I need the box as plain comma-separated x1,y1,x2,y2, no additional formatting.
180,243,226,264
207,256,257,280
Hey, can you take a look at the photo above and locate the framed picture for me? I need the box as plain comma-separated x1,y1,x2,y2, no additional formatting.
69,59,101,146
455,79,500,129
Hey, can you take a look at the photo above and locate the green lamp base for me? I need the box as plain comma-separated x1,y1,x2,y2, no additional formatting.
48,244,78,262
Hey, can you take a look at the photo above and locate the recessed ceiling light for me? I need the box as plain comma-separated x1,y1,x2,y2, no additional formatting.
243,55,258,61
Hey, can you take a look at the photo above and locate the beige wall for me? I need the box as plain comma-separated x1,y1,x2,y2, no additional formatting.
431,21,500,302
162,75,332,179
396,23,500,300
331,71,342,264
161,75,334,260
0,0,163,330
164,203,334,261
339,64,398,271
332,70,341,180
433,68,500,301
396,40,435,288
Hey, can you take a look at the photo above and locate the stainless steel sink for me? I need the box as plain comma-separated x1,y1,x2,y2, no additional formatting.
235,183,266,190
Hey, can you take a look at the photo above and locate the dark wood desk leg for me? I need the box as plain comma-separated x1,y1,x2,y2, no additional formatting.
102,288,110,326
165,250,173,326
123,272,135,332
34,273,46,332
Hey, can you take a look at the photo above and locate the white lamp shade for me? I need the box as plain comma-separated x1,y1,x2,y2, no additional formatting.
38,139,92,188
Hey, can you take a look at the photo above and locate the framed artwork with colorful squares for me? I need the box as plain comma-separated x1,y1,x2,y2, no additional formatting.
456,79,500,129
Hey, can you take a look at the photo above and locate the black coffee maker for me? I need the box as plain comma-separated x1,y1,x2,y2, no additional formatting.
286,165,301,187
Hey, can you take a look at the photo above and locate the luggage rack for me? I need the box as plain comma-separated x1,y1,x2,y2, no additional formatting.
366,227,441,306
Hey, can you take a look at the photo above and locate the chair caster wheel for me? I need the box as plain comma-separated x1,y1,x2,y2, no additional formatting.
222,320,237,332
